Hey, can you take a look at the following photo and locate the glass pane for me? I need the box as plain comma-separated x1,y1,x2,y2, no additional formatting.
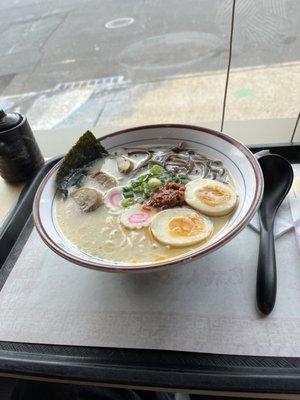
0,0,298,145
0,0,231,133
291,112,300,142
223,0,300,143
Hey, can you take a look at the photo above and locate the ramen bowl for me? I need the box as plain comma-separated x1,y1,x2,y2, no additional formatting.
33,124,263,272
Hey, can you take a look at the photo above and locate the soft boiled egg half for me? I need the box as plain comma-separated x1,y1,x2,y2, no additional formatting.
150,207,213,247
184,178,237,217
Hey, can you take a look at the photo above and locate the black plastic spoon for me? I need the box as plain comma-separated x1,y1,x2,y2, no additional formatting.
256,154,293,315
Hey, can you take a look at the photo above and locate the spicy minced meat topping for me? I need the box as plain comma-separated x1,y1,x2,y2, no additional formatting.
146,182,185,210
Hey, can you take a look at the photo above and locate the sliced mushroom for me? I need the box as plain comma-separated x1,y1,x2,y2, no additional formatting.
71,188,102,212
171,141,188,153
90,171,117,189
126,149,153,173
116,156,134,174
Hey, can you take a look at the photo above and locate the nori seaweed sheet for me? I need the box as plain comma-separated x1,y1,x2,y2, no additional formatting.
56,130,108,196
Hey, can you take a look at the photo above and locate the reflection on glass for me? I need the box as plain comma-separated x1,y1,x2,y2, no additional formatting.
0,1,232,130
222,0,300,136
0,0,298,144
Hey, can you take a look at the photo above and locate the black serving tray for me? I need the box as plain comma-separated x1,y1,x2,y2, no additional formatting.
1,144,300,397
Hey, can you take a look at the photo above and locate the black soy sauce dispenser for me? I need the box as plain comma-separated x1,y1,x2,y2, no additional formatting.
0,109,44,182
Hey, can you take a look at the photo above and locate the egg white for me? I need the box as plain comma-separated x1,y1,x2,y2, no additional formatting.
185,178,237,217
150,207,213,247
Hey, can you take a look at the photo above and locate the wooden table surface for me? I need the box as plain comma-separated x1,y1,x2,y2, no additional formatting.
0,178,24,226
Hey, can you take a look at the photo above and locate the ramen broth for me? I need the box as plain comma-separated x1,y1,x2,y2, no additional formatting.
55,142,237,265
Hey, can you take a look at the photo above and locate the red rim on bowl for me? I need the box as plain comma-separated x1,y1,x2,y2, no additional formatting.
33,124,264,272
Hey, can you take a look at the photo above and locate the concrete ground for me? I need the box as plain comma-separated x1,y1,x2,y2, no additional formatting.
0,0,299,134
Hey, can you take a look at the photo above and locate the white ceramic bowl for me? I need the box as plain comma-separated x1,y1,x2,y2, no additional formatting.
33,124,263,272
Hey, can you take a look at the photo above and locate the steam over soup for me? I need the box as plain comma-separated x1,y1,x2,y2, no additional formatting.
55,132,238,265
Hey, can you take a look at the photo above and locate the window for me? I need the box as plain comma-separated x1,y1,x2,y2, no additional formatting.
0,0,299,144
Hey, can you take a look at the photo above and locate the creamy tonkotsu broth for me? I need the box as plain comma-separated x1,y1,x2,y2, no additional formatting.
55,138,238,265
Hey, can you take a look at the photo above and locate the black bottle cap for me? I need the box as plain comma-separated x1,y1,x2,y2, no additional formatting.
0,109,22,132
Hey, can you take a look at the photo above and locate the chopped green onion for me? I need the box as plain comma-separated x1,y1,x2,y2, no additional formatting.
121,165,186,204
164,175,173,182
132,180,141,188
150,164,164,176
132,185,143,193
144,188,153,198
148,177,162,188
123,192,134,198
121,198,135,208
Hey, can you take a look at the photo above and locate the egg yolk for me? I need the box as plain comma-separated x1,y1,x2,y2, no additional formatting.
168,214,205,237
197,186,230,206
